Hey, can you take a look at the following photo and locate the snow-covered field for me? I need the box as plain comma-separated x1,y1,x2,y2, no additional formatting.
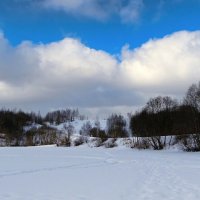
1,146,200,200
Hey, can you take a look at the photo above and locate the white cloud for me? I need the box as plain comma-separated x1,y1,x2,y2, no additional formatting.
0,30,200,116
42,0,144,23
42,0,112,20
120,0,144,23
120,31,200,95
0,33,125,111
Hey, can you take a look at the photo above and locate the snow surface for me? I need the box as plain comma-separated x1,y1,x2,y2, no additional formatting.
50,119,107,134
1,146,200,200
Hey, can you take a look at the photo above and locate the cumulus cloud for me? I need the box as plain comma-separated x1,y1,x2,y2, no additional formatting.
120,31,200,95
0,30,200,116
0,32,137,114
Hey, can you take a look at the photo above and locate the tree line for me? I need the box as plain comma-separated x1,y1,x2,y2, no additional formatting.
130,81,200,151
0,108,83,146
0,81,200,150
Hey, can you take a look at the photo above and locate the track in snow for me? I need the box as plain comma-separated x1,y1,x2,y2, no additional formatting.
0,147,200,200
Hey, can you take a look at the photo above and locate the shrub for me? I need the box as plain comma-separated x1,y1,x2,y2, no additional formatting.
89,128,107,142
73,136,85,146
104,138,117,148
133,137,151,149
64,135,71,147
176,134,200,151
88,137,103,147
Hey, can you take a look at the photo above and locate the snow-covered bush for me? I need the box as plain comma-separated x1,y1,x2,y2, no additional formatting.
104,138,117,148
176,134,200,151
73,136,85,146
87,137,103,147
132,138,151,149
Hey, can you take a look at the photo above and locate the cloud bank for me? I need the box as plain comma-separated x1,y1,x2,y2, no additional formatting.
0,30,200,116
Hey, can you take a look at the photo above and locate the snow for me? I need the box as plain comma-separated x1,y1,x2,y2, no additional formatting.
50,119,107,134
1,146,200,200
23,123,42,132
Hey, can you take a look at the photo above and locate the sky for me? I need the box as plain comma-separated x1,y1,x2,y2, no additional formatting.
0,0,200,117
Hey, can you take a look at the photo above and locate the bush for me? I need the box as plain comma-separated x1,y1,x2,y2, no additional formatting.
89,128,107,142
73,136,85,146
103,138,117,148
176,134,200,151
121,138,135,148
64,135,71,147
133,138,151,149
88,137,103,147
89,127,98,137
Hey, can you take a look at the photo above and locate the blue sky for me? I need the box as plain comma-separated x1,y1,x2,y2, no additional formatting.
1,0,200,53
0,0,200,117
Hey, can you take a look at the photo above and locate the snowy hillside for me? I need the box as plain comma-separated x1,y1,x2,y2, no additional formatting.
49,119,107,135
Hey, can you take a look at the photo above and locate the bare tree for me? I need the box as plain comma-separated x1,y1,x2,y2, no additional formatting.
107,114,128,138
63,123,74,146
184,82,200,111
145,96,177,113
80,121,92,136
